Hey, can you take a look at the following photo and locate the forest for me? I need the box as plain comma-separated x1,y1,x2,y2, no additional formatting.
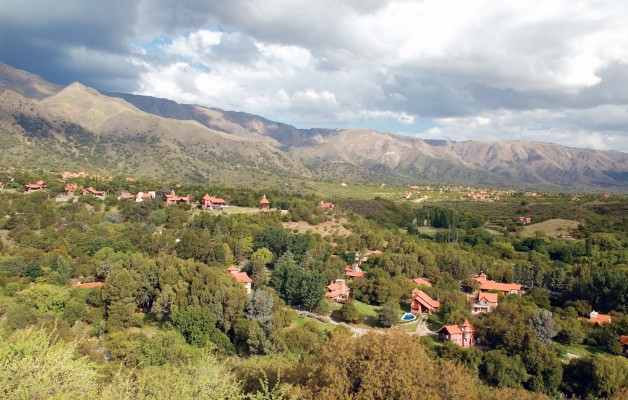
0,170,626,400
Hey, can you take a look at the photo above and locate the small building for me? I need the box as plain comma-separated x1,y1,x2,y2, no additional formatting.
24,181,46,192
472,292,498,314
473,273,522,295
228,266,252,294
344,264,365,278
259,195,271,210
517,216,532,224
82,187,106,199
412,278,432,287
200,193,227,210
135,191,156,202
326,279,350,303
164,190,190,205
320,200,334,209
0,182,4,189
118,191,135,200
411,288,440,314
589,310,612,326
65,183,77,196
437,320,475,348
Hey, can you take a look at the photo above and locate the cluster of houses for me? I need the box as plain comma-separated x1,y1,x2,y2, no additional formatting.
24,181,47,192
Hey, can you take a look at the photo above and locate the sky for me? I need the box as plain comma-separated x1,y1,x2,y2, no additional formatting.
1,0,628,152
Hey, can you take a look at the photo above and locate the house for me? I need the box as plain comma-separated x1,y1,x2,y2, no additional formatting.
65,183,77,196
344,264,366,278
24,181,46,192
411,288,440,314
473,273,522,295
472,292,498,314
71,281,104,289
117,191,135,200
135,191,156,202
517,216,532,224
589,310,612,326
200,194,227,210
412,278,432,287
621,336,628,356
164,190,190,205
320,200,334,209
259,195,271,210
82,187,106,198
228,266,252,294
437,320,475,348
0,182,4,189
326,279,350,302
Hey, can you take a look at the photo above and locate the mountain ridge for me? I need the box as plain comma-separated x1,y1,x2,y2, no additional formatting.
0,61,626,190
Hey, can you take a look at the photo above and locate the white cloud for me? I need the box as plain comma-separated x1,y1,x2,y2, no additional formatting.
125,0,628,151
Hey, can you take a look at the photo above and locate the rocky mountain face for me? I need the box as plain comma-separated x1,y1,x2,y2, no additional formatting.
0,61,626,190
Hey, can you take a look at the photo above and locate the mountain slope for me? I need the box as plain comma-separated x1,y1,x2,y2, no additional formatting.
0,61,627,190
0,62,61,100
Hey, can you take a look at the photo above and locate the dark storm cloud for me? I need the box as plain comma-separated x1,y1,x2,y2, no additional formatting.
0,0,143,91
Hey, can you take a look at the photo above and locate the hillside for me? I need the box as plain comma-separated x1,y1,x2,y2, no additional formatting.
0,61,627,190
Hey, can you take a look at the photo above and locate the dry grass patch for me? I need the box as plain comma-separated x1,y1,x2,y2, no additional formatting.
520,218,581,238
282,216,352,237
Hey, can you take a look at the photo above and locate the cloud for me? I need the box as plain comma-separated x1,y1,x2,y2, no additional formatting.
2,0,628,151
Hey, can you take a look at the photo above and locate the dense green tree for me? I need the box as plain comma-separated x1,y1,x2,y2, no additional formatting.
481,350,530,389
339,301,364,324
377,301,400,327
300,271,326,311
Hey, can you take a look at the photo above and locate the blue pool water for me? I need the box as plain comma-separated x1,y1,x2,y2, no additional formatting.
401,313,416,321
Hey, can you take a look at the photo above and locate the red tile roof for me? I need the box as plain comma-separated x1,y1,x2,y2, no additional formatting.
259,196,270,205
231,271,252,283
478,292,498,303
411,288,440,309
621,335,628,346
227,265,239,272
412,278,432,287
473,274,522,292
589,314,612,325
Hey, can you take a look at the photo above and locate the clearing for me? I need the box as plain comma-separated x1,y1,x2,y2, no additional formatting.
282,215,352,237
520,218,581,239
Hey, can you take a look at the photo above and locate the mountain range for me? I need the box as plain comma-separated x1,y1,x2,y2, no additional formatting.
1,61,626,190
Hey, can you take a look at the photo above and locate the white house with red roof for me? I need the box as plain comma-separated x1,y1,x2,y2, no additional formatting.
135,191,156,202
200,193,227,210
588,310,612,326
411,288,440,314
227,266,252,294
473,273,522,295
326,279,350,302
437,320,475,347
472,292,498,314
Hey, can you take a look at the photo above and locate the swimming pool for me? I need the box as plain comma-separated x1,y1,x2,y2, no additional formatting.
401,312,417,322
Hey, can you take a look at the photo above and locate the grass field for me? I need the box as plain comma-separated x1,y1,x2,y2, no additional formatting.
520,218,581,239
